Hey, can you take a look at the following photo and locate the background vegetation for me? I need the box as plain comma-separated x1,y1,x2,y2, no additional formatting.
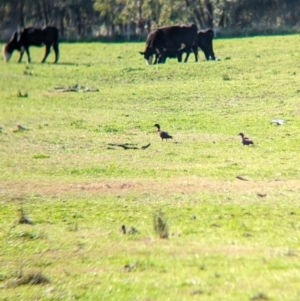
0,0,300,41
1,34,300,300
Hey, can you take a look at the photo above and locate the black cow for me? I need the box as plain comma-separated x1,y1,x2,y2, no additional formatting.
3,26,59,63
156,47,195,64
158,29,216,63
139,24,198,65
198,29,216,61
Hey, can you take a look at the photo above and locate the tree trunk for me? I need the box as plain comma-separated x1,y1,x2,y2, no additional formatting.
77,10,82,36
218,10,225,28
60,8,65,38
126,23,130,41
137,0,144,34
19,0,25,27
41,0,49,25
111,23,115,37
205,1,213,28
184,0,204,28
234,6,242,28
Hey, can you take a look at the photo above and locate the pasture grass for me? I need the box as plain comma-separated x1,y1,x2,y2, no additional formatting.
1,35,300,300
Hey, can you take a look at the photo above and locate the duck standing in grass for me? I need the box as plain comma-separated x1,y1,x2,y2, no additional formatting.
238,133,254,146
154,124,173,141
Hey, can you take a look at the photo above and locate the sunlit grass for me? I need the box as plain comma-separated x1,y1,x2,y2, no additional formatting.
1,35,300,300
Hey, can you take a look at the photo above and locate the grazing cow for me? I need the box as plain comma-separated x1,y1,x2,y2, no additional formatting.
3,26,59,63
158,29,216,63
139,24,198,65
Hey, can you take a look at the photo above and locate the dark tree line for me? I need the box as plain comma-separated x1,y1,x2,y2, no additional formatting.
0,0,299,41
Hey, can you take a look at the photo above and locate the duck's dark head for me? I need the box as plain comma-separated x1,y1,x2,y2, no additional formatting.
238,133,244,138
154,124,160,130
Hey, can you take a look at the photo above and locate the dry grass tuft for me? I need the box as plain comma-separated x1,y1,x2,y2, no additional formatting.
18,203,33,225
250,292,269,300
153,210,169,239
6,272,50,288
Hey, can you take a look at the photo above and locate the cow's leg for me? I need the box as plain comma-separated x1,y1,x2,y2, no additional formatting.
210,49,216,60
184,52,190,63
18,51,24,63
158,54,166,64
41,45,51,63
18,47,26,63
53,42,59,63
192,45,198,62
176,52,183,63
194,51,199,62
24,47,31,63
157,49,166,64
204,50,210,61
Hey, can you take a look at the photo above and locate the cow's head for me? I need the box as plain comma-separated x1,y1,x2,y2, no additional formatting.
3,45,13,62
139,47,155,65
3,30,22,62
2,42,21,62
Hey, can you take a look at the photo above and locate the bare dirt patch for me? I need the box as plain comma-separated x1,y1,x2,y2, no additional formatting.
2,177,300,200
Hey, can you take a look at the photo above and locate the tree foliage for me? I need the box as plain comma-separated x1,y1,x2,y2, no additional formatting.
0,0,299,40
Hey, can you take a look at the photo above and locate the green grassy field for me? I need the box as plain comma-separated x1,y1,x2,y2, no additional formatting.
1,35,300,301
